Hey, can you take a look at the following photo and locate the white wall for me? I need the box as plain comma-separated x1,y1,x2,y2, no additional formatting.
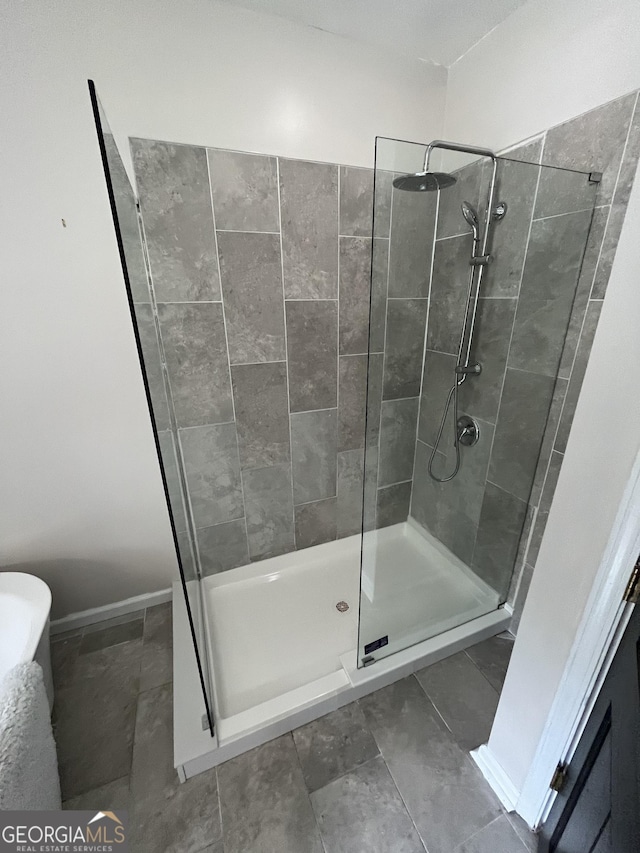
444,0,640,801
445,0,640,151
0,0,446,619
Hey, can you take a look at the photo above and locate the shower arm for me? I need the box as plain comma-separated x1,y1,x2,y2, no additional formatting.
424,141,498,382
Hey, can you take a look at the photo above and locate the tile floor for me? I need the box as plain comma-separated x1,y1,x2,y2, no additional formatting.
52,608,538,852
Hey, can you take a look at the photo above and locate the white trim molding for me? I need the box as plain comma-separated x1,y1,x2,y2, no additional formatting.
50,587,172,634
511,449,640,828
471,745,519,812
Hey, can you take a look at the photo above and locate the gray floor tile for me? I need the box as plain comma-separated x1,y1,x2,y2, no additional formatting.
506,812,539,852
361,676,502,853
63,775,130,811
218,734,323,853
466,636,514,693
80,616,144,654
455,815,528,852
293,702,379,792
130,683,221,853
311,755,425,853
140,603,173,692
415,652,500,750
54,640,142,799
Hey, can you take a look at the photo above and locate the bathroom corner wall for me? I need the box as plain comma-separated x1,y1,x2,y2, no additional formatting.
507,90,640,630
131,141,381,574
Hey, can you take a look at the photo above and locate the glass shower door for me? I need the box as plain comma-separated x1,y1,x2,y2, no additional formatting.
358,135,597,666
88,81,214,731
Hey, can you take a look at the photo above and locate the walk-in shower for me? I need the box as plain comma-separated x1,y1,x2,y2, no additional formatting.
90,79,598,776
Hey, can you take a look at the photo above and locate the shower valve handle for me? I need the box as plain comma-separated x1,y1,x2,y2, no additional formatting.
455,363,482,376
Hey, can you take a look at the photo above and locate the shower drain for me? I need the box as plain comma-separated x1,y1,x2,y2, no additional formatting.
336,601,349,613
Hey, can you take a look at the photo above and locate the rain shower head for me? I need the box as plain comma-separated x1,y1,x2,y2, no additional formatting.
461,201,479,236
392,171,457,192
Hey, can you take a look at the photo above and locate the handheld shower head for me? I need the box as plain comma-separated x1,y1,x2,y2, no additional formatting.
461,201,479,237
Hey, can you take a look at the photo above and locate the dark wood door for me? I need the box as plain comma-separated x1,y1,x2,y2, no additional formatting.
540,600,640,852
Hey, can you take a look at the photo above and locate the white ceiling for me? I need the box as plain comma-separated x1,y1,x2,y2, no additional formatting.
218,0,529,67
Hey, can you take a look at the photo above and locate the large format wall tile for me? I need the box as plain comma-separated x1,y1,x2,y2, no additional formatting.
231,362,290,470
378,398,419,487
180,424,244,528
280,159,338,299
436,160,482,240
459,298,516,424
243,464,295,560
534,167,597,220
104,132,149,305
527,450,564,567
422,421,493,565
339,167,373,237
559,206,608,376
157,302,233,427
537,92,636,210
377,481,411,528
339,237,371,355
388,186,436,297
337,450,364,538
295,498,338,549
591,202,626,299
472,482,528,597
529,377,567,507
418,350,456,447
217,231,286,364
157,431,187,533
611,94,640,209
208,149,279,233
131,139,220,301
197,519,249,575
291,409,338,505
488,368,556,502
483,156,539,298
427,235,473,355
338,355,367,452
383,299,428,400
370,239,389,352
509,210,592,377
555,300,602,453
286,301,338,412
134,303,170,431
411,419,494,566
373,170,393,239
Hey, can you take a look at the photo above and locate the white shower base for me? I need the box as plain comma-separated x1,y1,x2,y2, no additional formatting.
173,521,509,779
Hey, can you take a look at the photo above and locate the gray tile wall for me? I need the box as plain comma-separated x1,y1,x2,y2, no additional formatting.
507,91,640,632
361,172,437,531
131,140,379,575
409,89,640,617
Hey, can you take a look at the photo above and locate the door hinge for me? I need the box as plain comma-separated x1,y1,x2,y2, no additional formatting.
550,762,568,792
623,558,640,603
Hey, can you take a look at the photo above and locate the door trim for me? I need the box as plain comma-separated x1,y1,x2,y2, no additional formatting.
515,448,640,828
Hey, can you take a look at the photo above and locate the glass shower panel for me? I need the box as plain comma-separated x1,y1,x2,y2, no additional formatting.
359,135,597,666
88,81,214,730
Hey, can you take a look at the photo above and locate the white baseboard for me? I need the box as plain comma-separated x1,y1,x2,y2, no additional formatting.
471,744,520,813
50,588,172,634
